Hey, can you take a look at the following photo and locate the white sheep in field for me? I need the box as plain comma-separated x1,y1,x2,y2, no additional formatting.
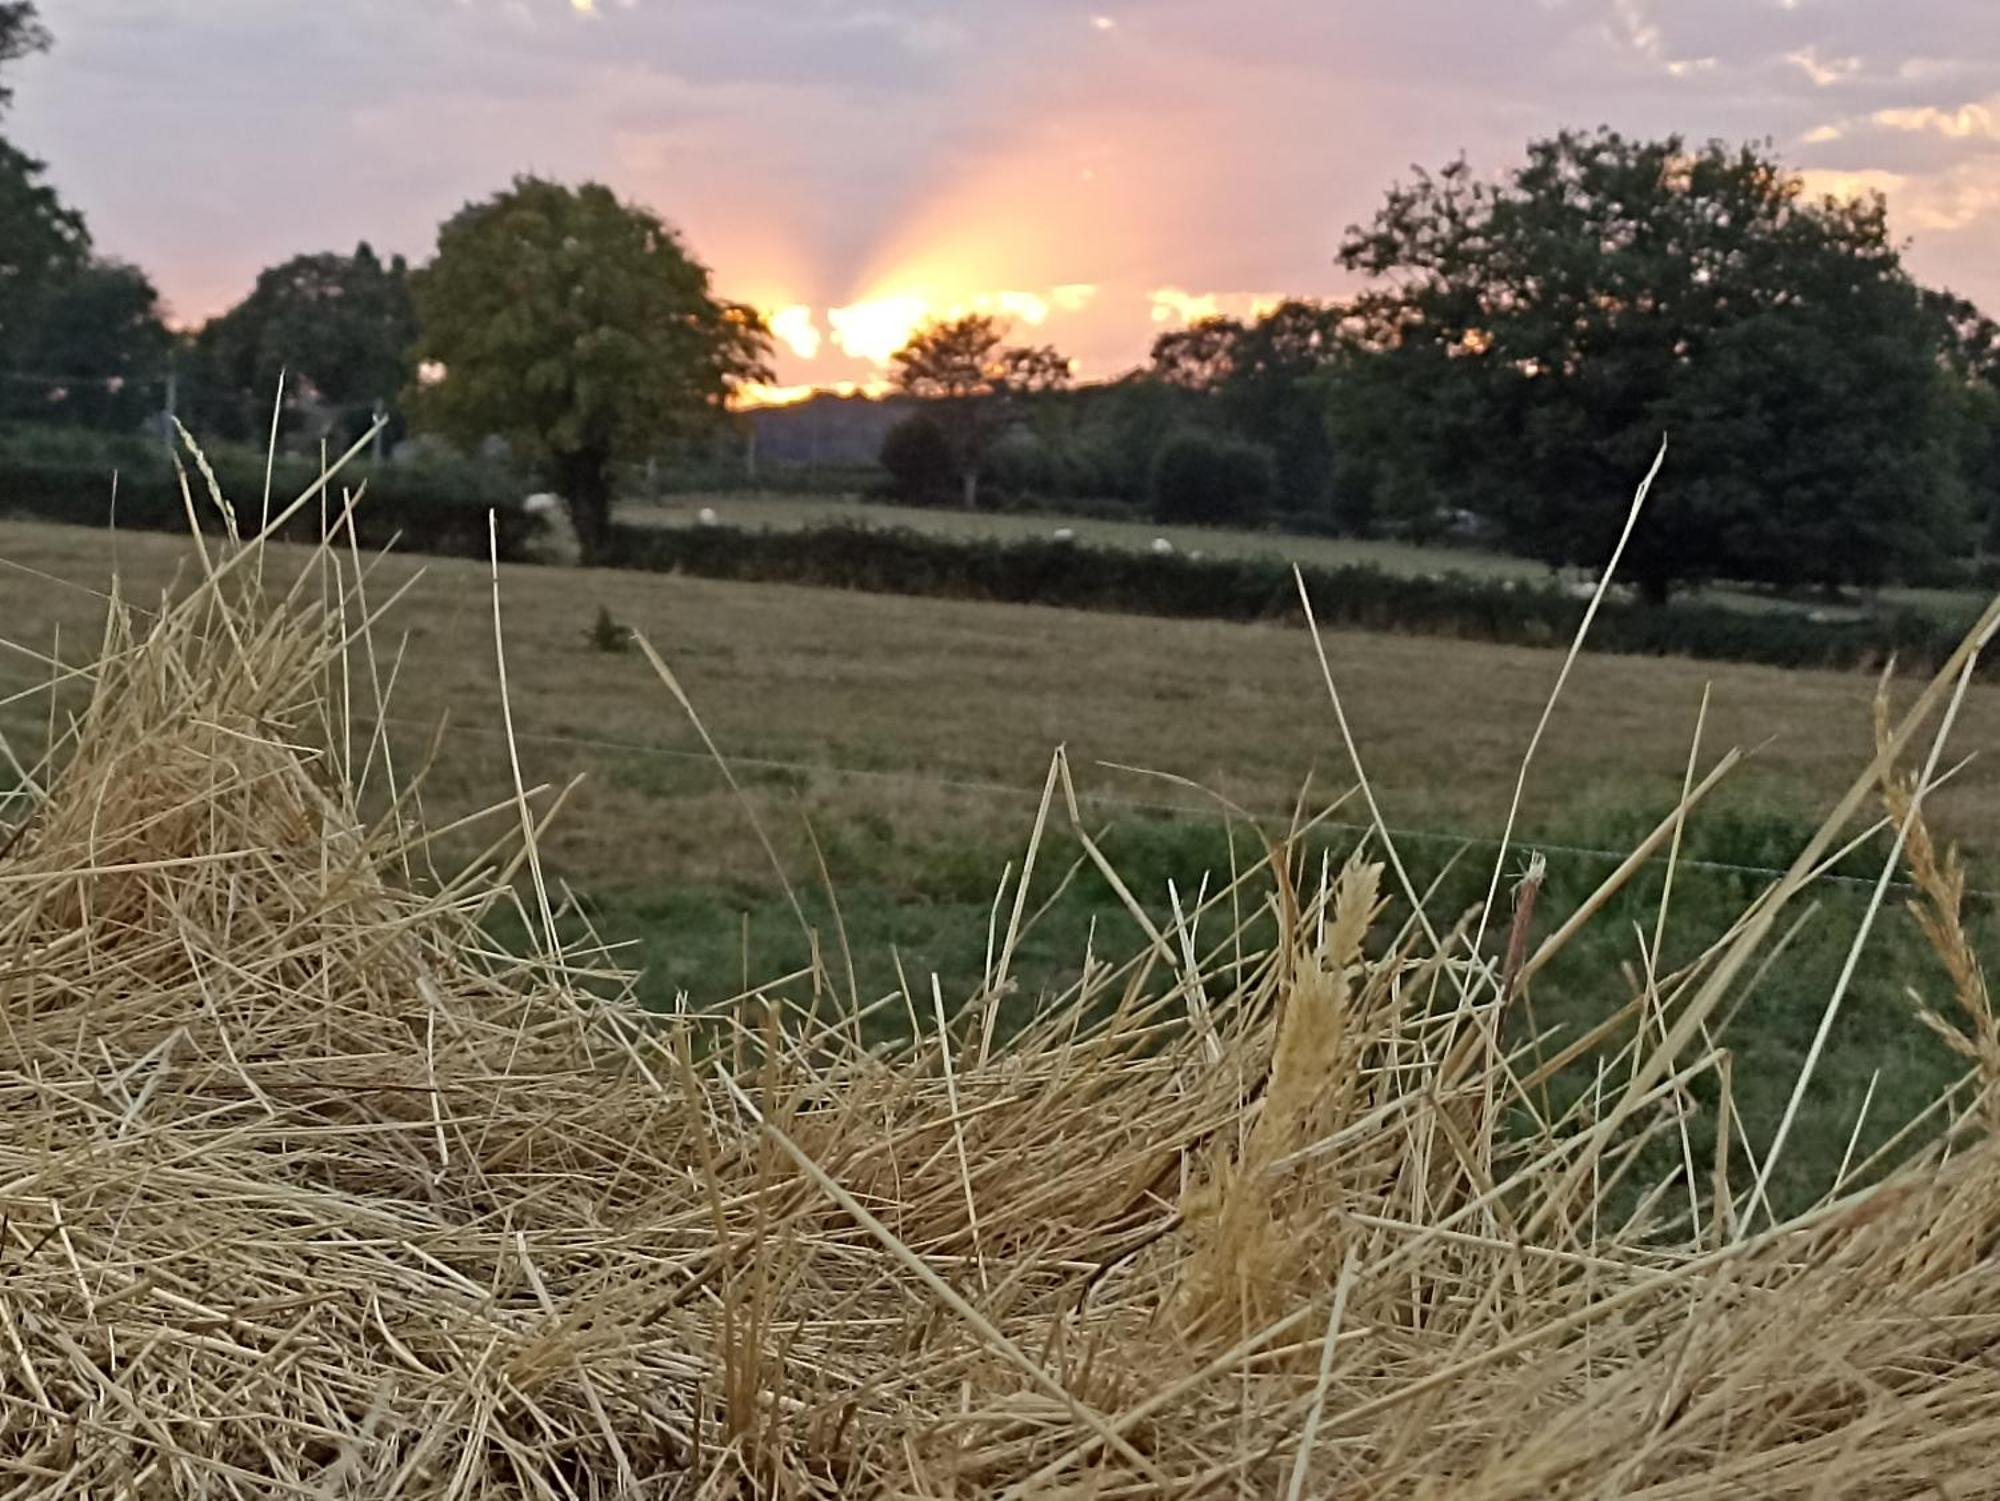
697,506,719,527
1052,527,1075,542
523,493,562,518
1151,537,1175,556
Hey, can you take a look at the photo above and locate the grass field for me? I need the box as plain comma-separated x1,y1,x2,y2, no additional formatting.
4,515,1995,1206
631,491,1547,578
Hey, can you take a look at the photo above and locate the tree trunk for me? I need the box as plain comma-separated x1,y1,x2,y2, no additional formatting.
564,463,614,567
961,467,979,511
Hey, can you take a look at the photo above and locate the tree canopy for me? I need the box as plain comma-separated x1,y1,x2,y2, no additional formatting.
0,259,170,428
0,2,47,113
1329,127,1967,600
1149,300,1345,512
889,314,1070,508
0,6,171,430
409,176,770,562
191,243,418,444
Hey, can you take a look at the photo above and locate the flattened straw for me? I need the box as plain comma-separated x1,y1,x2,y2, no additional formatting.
710,1064,1169,1488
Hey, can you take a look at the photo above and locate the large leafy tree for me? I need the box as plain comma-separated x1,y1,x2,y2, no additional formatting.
409,176,770,563
194,243,418,445
0,3,170,430
890,313,1071,508
0,5,84,375
1,260,170,428
1330,128,1967,600
0,136,86,347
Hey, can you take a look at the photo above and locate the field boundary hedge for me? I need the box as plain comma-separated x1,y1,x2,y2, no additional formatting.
606,520,1988,676
0,442,543,562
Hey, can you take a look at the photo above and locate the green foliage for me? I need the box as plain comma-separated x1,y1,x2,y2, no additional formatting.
187,243,417,446
409,176,771,563
0,426,541,560
1150,430,1276,524
603,519,1988,677
0,2,47,113
1331,128,1970,601
0,259,170,430
877,411,957,505
1150,300,1346,513
889,314,1071,509
0,137,90,366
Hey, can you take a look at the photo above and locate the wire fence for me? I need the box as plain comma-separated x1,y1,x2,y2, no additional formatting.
349,712,1980,903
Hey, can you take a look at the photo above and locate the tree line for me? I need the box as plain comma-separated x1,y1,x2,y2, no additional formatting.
883,131,2000,603
6,2,2000,599
0,6,771,564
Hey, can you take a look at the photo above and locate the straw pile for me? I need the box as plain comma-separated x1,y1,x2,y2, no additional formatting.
6,496,2000,1497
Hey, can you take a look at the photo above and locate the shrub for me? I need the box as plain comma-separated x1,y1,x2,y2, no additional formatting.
878,413,957,506
1151,431,1277,525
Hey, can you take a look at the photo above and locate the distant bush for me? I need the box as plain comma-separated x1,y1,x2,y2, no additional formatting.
603,519,1988,677
878,414,957,506
985,429,1060,500
1151,431,1277,525
0,428,542,561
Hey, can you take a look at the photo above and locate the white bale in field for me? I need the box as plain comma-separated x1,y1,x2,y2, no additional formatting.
1151,537,1175,555
1563,580,1598,601
523,493,562,517
697,507,719,527
1052,527,1075,542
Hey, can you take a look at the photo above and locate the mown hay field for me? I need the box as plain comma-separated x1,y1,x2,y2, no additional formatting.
8,489,2000,1495
6,511,1998,1211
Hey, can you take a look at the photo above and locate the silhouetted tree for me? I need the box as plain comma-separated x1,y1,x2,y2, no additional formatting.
409,177,770,562
1150,316,1240,394
1330,128,1967,600
193,243,418,445
889,314,1071,508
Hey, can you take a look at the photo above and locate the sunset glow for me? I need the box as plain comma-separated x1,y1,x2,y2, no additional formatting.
733,377,895,410
827,294,932,365
766,304,822,360
28,0,2000,394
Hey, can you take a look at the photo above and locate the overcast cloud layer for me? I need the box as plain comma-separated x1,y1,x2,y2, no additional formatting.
15,0,2000,384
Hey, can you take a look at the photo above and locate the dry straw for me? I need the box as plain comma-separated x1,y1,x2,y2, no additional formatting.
3,442,2000,1496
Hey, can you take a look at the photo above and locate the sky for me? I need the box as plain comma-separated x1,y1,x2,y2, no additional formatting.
14,0,2000,397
